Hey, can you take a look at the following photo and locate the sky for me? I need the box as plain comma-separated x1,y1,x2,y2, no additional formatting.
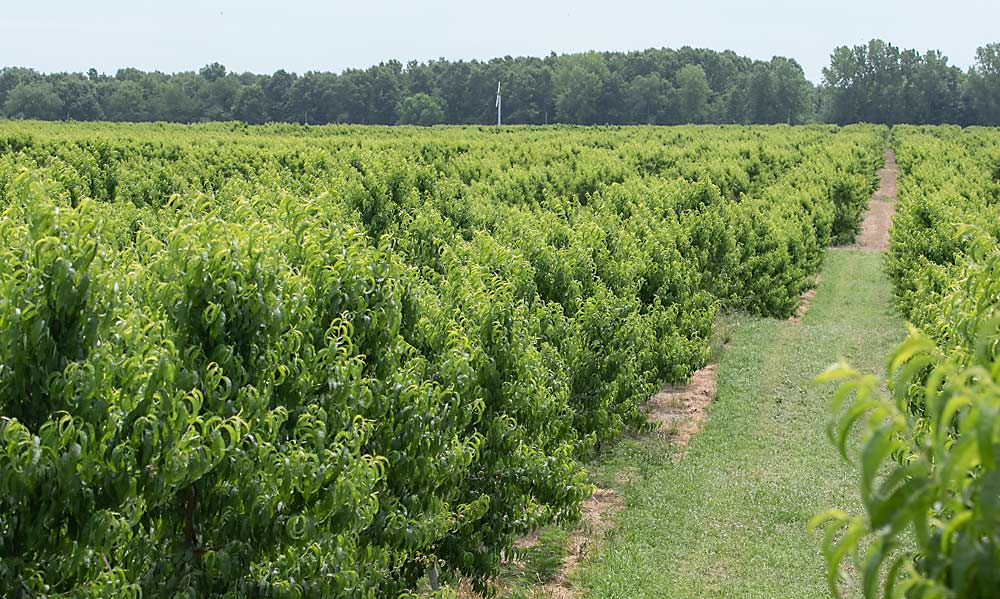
2,0,997,83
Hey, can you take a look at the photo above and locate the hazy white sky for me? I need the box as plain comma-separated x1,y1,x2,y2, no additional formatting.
2,0,996,82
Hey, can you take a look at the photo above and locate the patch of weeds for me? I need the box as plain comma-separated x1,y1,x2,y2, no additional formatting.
709,311,742,361
495,526,570,597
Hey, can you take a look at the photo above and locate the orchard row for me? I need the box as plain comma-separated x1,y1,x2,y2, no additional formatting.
0,123,883,597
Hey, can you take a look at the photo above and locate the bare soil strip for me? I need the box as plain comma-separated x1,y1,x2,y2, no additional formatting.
872,149,898,202
534,488,623,599
840,149,897,251
787,277,822,324
456,487,623,599
787,288,817,324
644,364,718,446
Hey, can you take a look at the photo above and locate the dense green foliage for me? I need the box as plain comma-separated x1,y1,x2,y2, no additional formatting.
815,126,1000,598
0,122,883,597
2,47,813,126
822,41,1000,126
4,40,1000,127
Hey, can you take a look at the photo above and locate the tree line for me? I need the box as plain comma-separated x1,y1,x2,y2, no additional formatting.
1,39,998,126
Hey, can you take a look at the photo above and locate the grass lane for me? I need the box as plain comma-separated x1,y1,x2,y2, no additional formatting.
579,249,903,598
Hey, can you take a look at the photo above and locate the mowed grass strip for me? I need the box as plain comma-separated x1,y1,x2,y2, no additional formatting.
579,250,903,599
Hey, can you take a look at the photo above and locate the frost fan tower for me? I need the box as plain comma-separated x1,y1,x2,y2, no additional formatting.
495,82,502,126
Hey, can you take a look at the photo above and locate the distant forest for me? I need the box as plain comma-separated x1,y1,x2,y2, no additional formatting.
2,39,999,126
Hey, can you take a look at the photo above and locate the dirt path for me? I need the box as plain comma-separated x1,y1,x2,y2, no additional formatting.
843,149,897,250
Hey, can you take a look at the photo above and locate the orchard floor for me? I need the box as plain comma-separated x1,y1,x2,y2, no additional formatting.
576,249,904,598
